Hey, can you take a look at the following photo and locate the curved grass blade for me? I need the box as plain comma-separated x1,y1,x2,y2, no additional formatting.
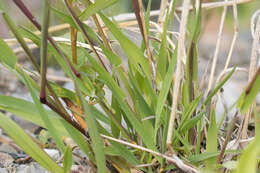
237,66,260,114
0,94,70,136
0,112,63,173
203,66,236,106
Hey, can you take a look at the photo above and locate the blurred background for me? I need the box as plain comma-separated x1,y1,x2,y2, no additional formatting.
0,0,259,38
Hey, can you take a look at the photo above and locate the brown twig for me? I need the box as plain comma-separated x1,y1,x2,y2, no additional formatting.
217,112,238,164
13,0,81,78
64,0,108,72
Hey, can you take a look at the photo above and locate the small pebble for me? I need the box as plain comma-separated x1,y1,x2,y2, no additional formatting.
44,149,60,161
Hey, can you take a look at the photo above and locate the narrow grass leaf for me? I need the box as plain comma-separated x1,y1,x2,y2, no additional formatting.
179,94,203,129
87,53,159,158
179,111,205,133
63,145,73,173
0,94,69,136
206,107,218,170
155,46,177,135
237,67,260,114
236,138,260,173
79,0,118,20
189,150,241,163
99,13,151,79
204,66,236,106
18,68,66,152
0,112,63,173
0,37,17,68
62,121,95,162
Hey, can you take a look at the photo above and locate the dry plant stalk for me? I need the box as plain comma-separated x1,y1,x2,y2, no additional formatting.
241,14,260,139
224,0,238,70
166,0,190,146
158,0,169,28
207,0,228,94
101,134,199,173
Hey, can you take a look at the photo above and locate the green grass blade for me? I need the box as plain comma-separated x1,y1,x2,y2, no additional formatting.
63,146,73,173
237,68,260,114
206,107,218,170
87,53,159,157
179,111,205,133
0,37,17,68
17,68,66,152
157,10,170,79
204,66,236,106
62,121,95,162
79,0,118,20
0,94,69,136
2,12,39,69
155,46,177,136
0,112,63,173
99,13,151,79
236,138,260,173
179,94,203,129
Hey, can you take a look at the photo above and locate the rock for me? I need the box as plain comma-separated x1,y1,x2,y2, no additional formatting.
71,165,90,173
0,168,8,173
44,149,60,161
16,162,48,173
0,143,17,154
0,152,14,167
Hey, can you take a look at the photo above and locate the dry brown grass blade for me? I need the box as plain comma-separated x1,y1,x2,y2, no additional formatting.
217,112,238,164
63,98,87,130
130,0,154,82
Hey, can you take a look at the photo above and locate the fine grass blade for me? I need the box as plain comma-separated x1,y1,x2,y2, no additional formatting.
86,52,159,160
206,106,218,170
0,37,17,68
62,121,95,162
18,68,66,152
63,145,73,173
236,104,260,173
155,46,177,136
0,112,63,173
237,67,260,114
79,0,118,20
0,94,69,136
99,13,151,80
203,66,236,106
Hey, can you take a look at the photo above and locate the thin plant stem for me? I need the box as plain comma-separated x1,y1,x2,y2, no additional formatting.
39,0,50,103
207,0,228,94
158,0,168,28
12,0,81,78
241,15,260,140
69,0,78,65
2,11,71,120
166,0,190,146
64,0,108,72
131,0,155,83
101,134,199,173
224,0,238,70
217,112,238,164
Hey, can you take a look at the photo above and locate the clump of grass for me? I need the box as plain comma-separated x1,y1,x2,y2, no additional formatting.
0,0,259,172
